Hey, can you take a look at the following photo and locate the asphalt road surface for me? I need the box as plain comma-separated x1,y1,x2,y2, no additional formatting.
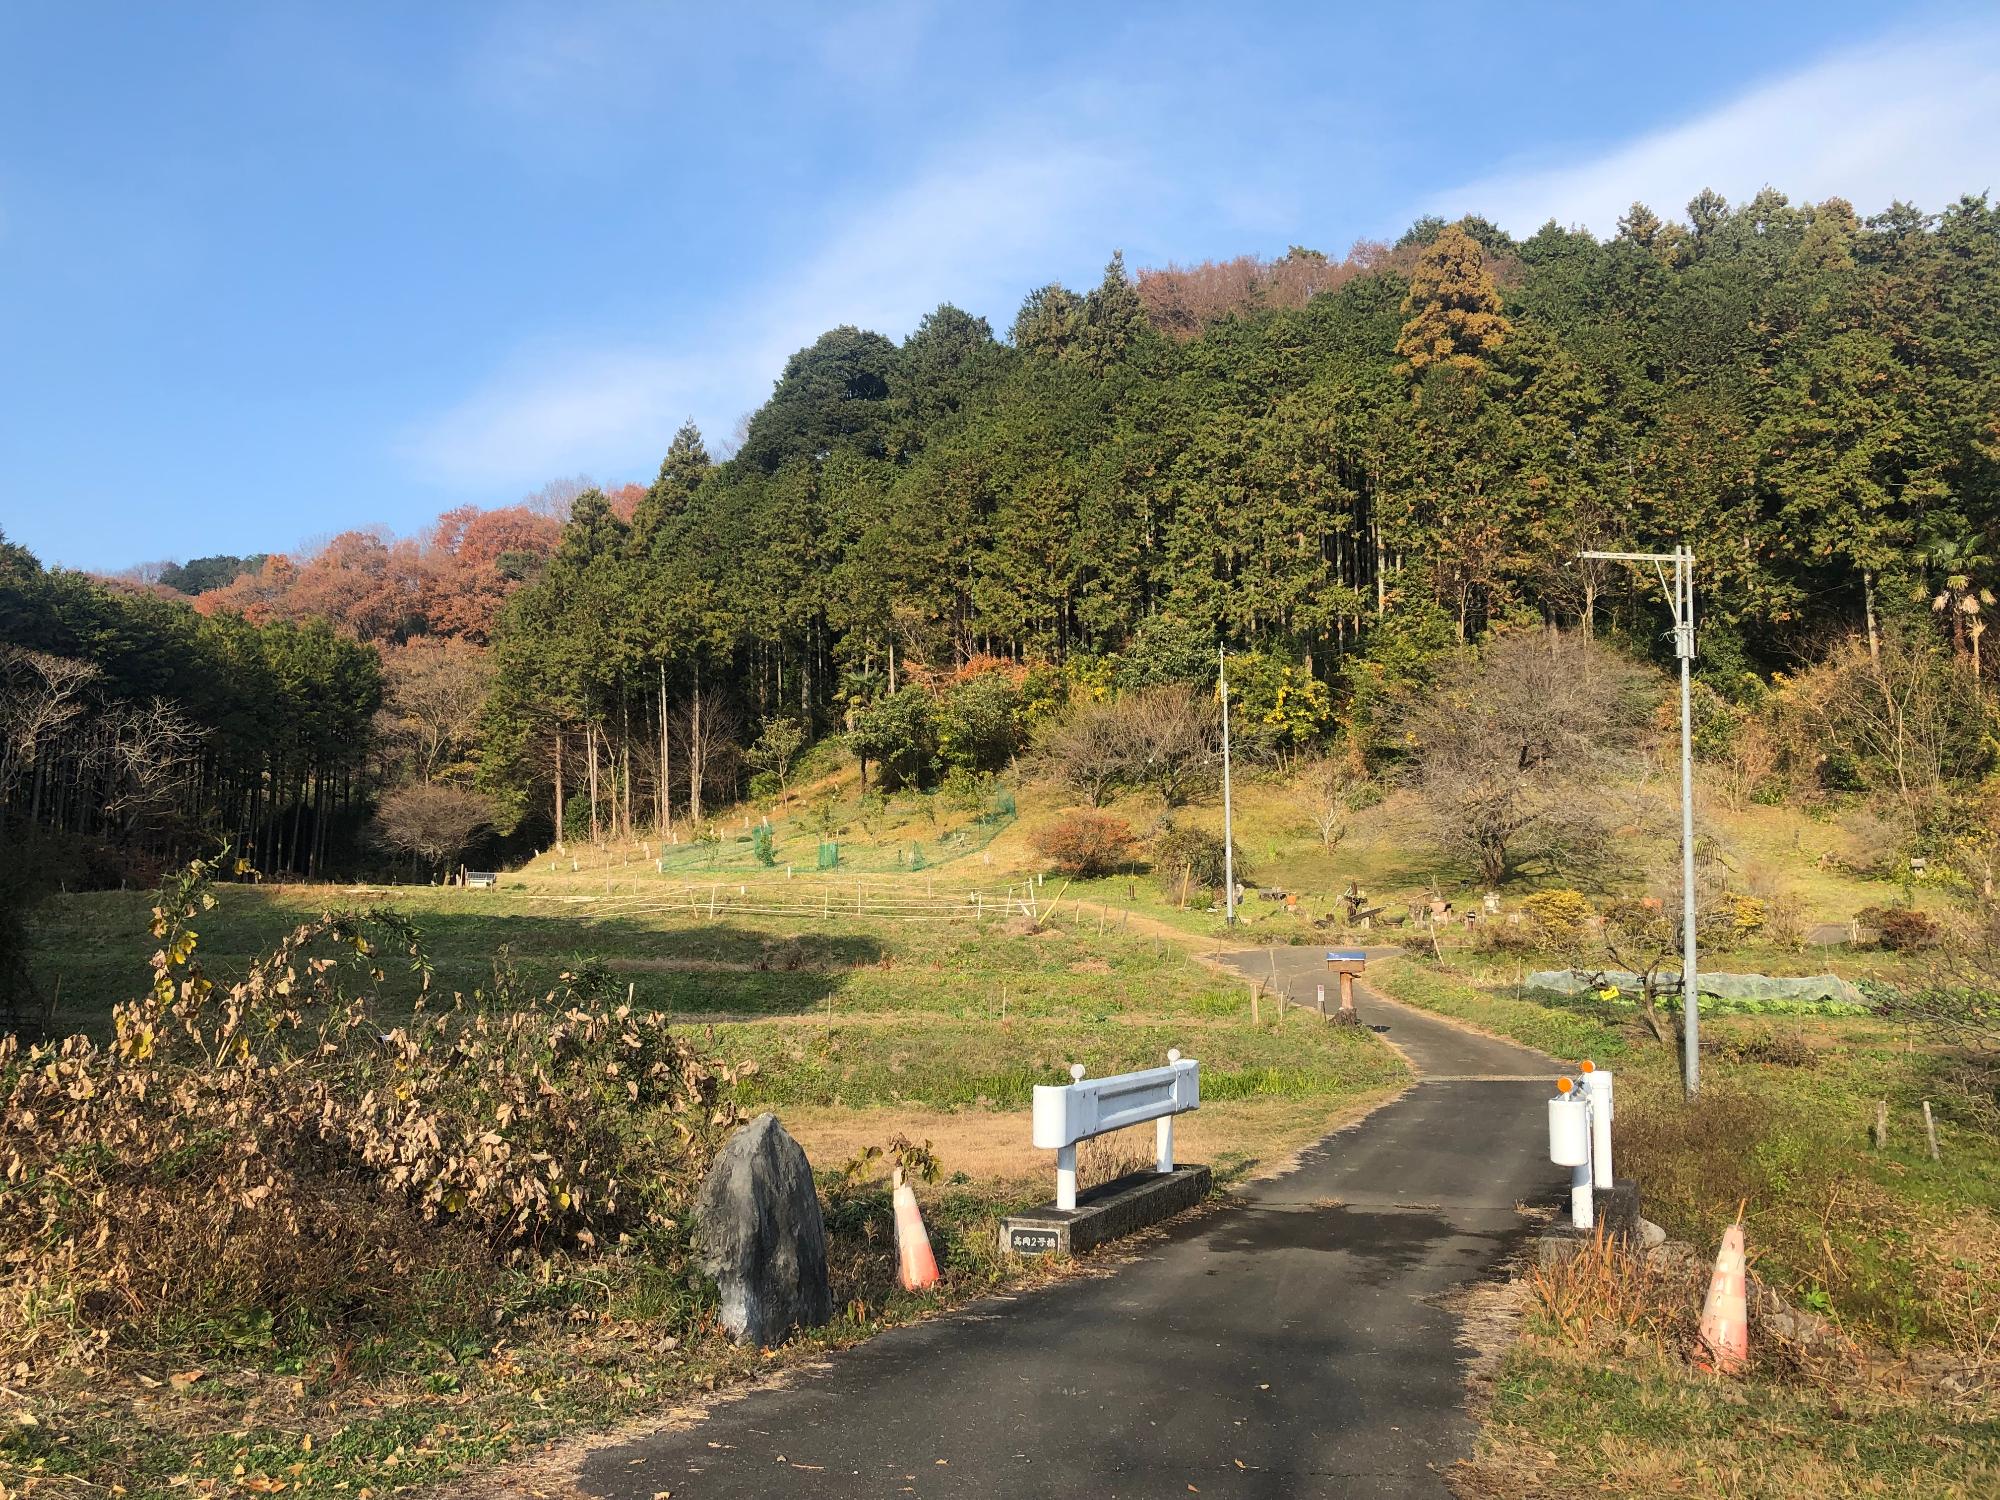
576,948,1561,1499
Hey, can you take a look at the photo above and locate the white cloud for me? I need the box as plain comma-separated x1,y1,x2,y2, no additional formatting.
404,128,1130,489
404,348,725,491
1429,21,2000,236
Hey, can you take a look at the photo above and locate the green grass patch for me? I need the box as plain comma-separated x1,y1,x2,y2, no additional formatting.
1367,951,1999,1350
1367,954,1630,1062
1470,1339,1999,1498
11,872,1410,1498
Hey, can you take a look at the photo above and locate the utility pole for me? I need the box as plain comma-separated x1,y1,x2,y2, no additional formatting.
1219,645,1237,928
1581,545,1700,1097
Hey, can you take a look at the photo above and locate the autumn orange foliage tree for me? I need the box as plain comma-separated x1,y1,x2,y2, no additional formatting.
1136,243,1387,339
193,505,561,645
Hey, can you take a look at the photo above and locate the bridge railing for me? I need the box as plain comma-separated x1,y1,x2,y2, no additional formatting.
1032,1052,1199,1210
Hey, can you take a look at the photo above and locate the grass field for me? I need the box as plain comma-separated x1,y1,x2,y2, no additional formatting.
1360,953,2000,1497
9,764,1988,1498
6,859,1407,1499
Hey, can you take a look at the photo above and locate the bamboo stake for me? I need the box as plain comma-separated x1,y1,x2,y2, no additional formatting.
1040,878,1072,926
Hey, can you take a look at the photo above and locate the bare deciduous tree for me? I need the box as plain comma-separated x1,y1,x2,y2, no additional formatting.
1398,632,1653,885
1299,756,1359,849
100,698,200,833
1710,715,1780,812
0,648,99,808
1042,698,1131,806
1127,684,1222,806
1787,628,1985,834
674,688,739,826
373,782,495,879
377,638,495,784
1039,683,1222,808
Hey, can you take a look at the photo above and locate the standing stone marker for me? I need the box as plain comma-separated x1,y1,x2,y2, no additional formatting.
696,1113,833,1347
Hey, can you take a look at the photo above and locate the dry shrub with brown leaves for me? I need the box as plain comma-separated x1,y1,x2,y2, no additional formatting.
0,853,747,1374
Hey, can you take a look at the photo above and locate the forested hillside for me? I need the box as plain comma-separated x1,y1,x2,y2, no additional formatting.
6,188,1998,893
481,191,2000,841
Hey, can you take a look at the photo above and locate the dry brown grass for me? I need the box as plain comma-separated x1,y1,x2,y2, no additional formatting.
1455,1233,2000,1499
782,1091,1401,1199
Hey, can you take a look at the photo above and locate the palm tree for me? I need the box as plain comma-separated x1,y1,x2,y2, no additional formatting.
1923,531,1996,688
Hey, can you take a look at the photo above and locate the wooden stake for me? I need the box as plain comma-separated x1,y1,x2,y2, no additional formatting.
1250,984,1261,1026
1872,1099,1888,1150
1922,1100,1940,1161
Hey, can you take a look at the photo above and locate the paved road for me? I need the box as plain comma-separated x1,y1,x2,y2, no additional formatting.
577,949,1560,1500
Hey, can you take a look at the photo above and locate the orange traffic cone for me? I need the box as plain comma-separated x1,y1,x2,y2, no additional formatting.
892,1167,939,1292
1697,1223,1748,1373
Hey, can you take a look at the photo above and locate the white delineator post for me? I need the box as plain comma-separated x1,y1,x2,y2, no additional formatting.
1582,1066,1614,1190
1548,1066,1616,1230
1548,1076,1594,1229
1034,1052,1200,1212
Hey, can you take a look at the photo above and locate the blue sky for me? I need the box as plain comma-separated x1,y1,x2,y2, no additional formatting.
3,1,1996,573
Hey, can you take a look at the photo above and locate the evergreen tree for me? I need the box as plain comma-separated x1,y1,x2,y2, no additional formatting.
1395,224,1511,377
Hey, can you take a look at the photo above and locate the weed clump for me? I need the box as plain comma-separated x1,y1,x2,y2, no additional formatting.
0,852,747,1375
1152,822,1243,906
1855,905,1940,952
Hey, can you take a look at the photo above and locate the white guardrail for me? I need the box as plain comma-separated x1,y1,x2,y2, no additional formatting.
1032,1051,1199,1210
1547,1063,1614,1229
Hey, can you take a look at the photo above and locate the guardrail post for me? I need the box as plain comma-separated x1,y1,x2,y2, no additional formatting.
1155,1049,1181,1172
1056,1062,1085,1209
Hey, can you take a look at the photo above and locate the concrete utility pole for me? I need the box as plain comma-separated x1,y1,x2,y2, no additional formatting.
1581,545,1700,1098
1219,645,1237,928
